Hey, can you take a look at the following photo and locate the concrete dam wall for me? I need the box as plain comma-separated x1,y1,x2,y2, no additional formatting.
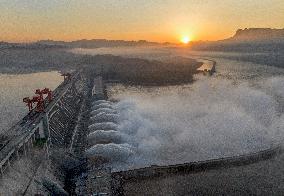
111,145,282,195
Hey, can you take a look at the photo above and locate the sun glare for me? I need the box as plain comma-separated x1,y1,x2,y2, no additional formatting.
181,36,191,44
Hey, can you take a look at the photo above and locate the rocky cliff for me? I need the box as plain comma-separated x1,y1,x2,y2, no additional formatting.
231,28,284,41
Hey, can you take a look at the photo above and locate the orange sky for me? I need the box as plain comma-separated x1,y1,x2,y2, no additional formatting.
1,0,284,43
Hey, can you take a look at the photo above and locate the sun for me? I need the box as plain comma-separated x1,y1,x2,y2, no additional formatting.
181,36,191,44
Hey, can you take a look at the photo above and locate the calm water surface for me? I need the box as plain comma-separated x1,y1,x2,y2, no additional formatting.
0,71,63,133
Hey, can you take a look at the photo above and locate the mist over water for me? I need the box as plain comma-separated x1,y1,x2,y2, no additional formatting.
104,73,284,171
74,47,284,171
76,47,284,170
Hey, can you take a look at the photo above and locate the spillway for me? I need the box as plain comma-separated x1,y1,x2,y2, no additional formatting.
90,108,117,116
87,130,123,145
90,113,119,124
88,122,118,132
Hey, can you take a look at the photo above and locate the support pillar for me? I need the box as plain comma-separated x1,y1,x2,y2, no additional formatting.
7,160,11,169
23,144,27,156
42,113,50,139
45,142,50,159
30,138,33,147
26,141,30,152
15,149,19,160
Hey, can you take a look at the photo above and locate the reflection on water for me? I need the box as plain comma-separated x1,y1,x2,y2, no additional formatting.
0,71,63,133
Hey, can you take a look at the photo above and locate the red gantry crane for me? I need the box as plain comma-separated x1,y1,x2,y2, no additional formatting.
23,97,33,111
35,88,53,102
23,88,53,112
23,95,44,112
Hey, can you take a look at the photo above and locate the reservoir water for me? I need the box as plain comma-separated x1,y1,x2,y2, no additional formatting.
0,71,63,134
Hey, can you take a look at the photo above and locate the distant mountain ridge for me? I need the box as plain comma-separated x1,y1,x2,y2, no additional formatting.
0,39,167,49
228,28,284,41
36,39,164,48
188,28,284,68
190,28,284,52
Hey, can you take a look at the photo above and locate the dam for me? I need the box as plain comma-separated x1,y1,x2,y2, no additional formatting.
0,63,283,195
